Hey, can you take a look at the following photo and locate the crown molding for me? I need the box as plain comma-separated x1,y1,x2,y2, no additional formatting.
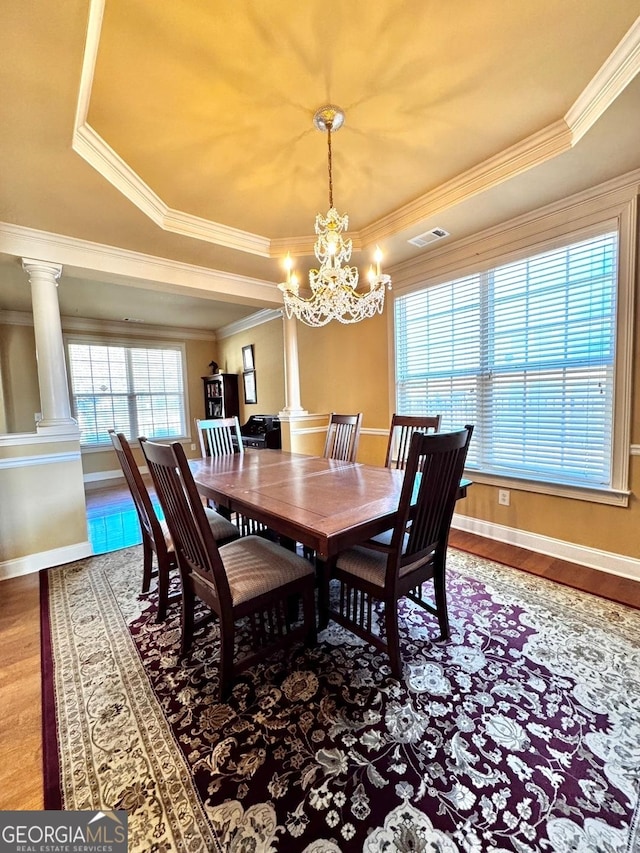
75,0,640,258
390,166,640,288
61,316,217,341
0,310,33,327
216,308,283,340
566,16,640,143
0,307,218,341
74,0,270,258
0,221,280,306
360,120,573,244
74,124,272,257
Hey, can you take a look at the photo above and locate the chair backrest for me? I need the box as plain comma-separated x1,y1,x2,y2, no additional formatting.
323,412,363,463
392,425,473,577
384,413,442,469
139,438,233,611
195,416,243,458
108,430,165,549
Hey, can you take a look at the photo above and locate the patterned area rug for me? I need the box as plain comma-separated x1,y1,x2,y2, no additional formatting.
41,547,640,852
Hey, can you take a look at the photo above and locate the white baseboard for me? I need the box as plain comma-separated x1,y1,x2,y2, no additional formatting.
0,540,94,581
84,467,149,489
84,469,124,490
452,513,640,583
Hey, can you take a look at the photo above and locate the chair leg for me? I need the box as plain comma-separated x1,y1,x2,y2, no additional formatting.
180,581,196,657
156,552,171,622
218,619,236,701
302,585,317,646
385,604,403,680
286,594,300,623
141,535,153,593
433,570,450,640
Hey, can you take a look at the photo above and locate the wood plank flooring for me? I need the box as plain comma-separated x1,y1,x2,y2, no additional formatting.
0,482,637,810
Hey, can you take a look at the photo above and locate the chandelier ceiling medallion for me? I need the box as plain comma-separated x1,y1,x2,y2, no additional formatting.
278,105,391,327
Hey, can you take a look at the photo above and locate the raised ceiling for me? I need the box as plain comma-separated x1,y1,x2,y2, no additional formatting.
1,1,639,331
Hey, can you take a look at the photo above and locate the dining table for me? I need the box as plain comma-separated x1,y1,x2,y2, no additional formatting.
190,449,470,560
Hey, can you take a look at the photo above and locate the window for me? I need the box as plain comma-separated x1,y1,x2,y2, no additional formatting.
395,231,620,492
67,339,187,446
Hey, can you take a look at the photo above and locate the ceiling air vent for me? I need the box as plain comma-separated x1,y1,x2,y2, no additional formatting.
408,227,450,248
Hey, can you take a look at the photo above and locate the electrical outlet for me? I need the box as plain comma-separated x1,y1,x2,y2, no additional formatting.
498,489,510,506
190,443,196,451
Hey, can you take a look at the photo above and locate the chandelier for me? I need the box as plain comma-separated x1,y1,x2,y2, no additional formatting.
278,105,391,327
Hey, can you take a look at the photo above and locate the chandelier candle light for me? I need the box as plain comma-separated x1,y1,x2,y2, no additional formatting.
278,105,391,327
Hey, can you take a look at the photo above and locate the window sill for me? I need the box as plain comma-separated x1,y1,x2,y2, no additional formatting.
466,470,630,507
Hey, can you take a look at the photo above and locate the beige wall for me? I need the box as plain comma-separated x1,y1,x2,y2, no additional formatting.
0,437,89,573
0,322,39,433
296,313,390,465
217,317,286,421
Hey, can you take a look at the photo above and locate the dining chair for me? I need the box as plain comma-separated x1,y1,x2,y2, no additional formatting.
195,416,267,536
323,412,363,463
319,425,473,679
108,430,240,621
384,413,442,469
140,437,317,700
195,416,243,458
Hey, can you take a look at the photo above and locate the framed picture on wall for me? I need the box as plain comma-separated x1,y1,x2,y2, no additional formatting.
243,370,257,404
242,344,255,372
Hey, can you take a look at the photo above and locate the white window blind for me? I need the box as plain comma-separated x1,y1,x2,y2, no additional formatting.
395,231,618,489
67,340,187,446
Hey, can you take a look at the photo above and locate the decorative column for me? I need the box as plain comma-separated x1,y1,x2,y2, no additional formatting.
22,258,78,434
280,315,307,416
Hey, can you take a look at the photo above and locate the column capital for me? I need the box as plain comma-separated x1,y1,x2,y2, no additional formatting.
21,258,63,281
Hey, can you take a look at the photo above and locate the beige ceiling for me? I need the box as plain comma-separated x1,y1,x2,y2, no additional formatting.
1,1,639,332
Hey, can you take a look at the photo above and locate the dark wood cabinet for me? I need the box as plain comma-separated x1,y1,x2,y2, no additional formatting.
202,373,239,419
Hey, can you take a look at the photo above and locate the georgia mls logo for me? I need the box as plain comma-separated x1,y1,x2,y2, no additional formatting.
86,810,127,841
0,810,128,852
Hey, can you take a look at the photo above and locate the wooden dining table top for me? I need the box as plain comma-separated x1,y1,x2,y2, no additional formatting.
190,449,469,560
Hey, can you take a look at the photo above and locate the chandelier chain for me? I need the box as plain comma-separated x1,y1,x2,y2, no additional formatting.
327,125,334,209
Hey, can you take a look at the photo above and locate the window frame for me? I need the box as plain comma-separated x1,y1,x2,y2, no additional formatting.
390,186,636,507
64,334,190,449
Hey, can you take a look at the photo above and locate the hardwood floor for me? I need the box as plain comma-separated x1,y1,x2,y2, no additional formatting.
448,530,640,610
0,482,637,810
0,570,42,809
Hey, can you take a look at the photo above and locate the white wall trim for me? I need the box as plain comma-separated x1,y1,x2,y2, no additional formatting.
73,0,271,258
452,514,640,583
0,308,218,342
566,16,640,144
0,541,93,581
391,169,640,288
290,426,327,436
0,451,81,469
84,469,123,485
0,221,280,307
216,309,283,339
0,431,77,448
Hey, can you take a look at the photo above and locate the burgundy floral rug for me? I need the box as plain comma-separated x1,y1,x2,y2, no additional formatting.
41,546,640,852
